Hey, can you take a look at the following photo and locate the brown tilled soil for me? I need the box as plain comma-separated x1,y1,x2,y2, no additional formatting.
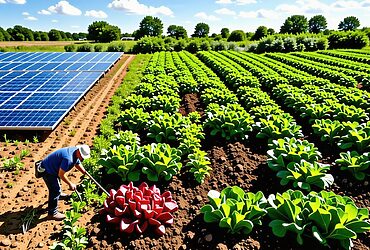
0,54,135,249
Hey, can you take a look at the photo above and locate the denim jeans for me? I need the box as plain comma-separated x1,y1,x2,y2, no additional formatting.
43,172,61,215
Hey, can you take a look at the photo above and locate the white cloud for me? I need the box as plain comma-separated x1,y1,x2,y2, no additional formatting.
108,0,173,16
6,0,26,4
71,25,80,29
47,1,82,16
85,10,108,19
215,0,256,5
52,19,58,23
215,8,236,15
25,16,37,21
194,12,219,21
38,9,52,15
0,0,6,3
362,0,370,7
22,11,30,16
239,9,278,19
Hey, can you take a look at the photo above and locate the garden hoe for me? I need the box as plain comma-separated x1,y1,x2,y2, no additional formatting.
84,171,109,196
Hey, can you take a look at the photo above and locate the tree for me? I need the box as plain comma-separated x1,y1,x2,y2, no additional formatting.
40,32,49,41
252,26,268,40
280,15,309,34
33,31,41,41
221,28,230,38
309,15,327,33
227,30,246,42
167,25,187,39
48,29,62,41
267,28,275,35
0,27,12,41
339,16,360,31
192,23,210,38
135,16,163,39
88,21,121,42
7,25,34,41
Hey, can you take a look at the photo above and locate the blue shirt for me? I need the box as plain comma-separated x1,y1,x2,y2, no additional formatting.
42,147,81,176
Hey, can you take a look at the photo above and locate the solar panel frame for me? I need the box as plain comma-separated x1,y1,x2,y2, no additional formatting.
0,52,123,130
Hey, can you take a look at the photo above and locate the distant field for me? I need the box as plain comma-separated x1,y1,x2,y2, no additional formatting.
0,40,136,52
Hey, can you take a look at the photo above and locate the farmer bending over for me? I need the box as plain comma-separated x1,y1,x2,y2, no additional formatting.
41,145,90,220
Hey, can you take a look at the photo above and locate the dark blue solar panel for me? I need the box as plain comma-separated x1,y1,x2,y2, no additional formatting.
0,52,123,130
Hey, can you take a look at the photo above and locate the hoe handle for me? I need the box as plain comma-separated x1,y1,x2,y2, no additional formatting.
85,171,109,196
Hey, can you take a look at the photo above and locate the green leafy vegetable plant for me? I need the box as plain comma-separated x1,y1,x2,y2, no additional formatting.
200,186,267,235
335,151,370,181
186,149,212,183
267,190,370,249
140,143,182,181
205,103,254,141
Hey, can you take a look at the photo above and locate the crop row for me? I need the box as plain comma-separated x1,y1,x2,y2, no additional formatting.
216,51,370,181
318,50,370,64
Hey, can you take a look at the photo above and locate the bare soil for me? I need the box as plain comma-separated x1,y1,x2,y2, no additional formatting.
0,54,135,249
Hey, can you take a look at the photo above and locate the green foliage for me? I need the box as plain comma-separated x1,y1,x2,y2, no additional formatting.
255,114,303,142
110,130,140,148
177,123,204,156
147,111,187,143
328,31,369,49
186,149,212,183
201,187,267,235
277,160,333,191
280,15,309,34
167,25,188,39
64,44,76,52
107,43,126,52
335,151,370,181
193,23,210,38
227,30,246,42
267,190,370,248
267,137,321,171
309,15,328,33
117,108,150,132
94,44,103,52
135,16,164,39
339,16,361,31
76,44,94,52
251,26,268,41
98,144,141,182
140,143,182,181
87,21,121,42
205,103,254,141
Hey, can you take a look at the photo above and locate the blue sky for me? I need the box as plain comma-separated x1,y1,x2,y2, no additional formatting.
0,0,369,35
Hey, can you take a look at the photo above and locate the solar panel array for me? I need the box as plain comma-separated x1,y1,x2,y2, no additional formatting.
0,52,123,130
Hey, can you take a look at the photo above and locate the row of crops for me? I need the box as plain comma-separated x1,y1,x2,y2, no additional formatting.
65,50,370,249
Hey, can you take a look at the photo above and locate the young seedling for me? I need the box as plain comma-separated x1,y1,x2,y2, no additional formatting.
6,182,13,188
33,136,39,143
69,129,77,137
20,149,30,159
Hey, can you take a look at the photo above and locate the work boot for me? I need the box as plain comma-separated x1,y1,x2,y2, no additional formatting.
47,212,66,221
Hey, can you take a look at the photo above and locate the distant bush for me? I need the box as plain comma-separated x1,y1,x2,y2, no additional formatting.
211,41,228,51
328,31,369,49
131,37,165,54
76,44,94,52
94,44,103,52
186,40,200,53
64,44,76,52
253,34,328,53
107,43,126,52
200,40,211,51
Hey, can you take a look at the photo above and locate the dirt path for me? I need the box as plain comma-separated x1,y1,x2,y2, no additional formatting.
0,54,135,249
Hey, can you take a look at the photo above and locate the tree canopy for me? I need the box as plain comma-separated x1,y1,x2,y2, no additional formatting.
221,28,230,38
167,25,187,39
280,15,309,34
87,21,121,42
135,16,164,39
339,16,360,31
192,23,210,38
309,15,327,33
227,30,246,42
252,26,268,40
